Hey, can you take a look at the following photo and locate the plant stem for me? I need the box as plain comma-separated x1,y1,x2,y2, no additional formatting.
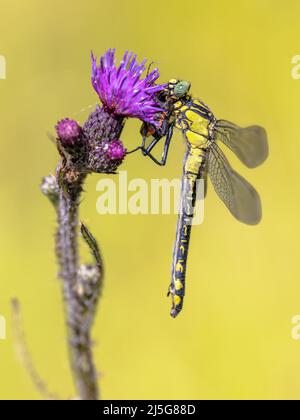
41,105,124,400
56,174,99,400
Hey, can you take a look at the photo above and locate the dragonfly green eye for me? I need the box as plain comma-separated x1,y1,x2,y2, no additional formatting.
174,80,190,98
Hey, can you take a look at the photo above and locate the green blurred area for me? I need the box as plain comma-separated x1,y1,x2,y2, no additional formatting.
1,0,300,400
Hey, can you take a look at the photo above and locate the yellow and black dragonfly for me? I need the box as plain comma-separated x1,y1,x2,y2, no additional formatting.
131,79,268,318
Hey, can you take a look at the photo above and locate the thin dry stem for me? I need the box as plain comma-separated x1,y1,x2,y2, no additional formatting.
11,299,60,400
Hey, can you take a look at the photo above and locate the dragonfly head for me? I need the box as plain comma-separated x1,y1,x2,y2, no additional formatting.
167,79,191,99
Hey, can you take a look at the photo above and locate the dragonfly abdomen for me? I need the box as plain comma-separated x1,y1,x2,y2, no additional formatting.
170,147,207,318
169,212,192,318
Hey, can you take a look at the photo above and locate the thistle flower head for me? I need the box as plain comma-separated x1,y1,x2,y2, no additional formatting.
83,105,126,173
56,118,82,146
91,49,166,127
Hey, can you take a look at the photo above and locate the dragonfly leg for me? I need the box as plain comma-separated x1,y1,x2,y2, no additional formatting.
126,120,168,156
126,146,142,154
141,123,174,166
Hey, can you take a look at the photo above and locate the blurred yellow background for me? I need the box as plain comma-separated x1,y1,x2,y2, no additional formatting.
0,0,300,400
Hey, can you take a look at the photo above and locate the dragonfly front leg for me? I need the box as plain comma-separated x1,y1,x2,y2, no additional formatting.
141,123,174,166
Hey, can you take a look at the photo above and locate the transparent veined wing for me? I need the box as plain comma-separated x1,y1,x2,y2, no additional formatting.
208,142,262,225
215,120,268,168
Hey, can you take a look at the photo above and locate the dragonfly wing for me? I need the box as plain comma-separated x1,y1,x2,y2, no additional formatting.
208,143,262,225
215,120,268,168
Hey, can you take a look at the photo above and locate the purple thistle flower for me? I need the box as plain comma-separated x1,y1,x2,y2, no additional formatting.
91,49,166,127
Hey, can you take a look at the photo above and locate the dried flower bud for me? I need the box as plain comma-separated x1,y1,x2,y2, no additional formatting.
77,264,101,315
40,175,60,207
78,264,100,285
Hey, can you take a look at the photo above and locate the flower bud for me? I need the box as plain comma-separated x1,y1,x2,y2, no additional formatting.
56,118,82,146
107,140,126,161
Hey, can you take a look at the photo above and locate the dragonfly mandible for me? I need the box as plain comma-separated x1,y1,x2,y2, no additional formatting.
130,79,268,318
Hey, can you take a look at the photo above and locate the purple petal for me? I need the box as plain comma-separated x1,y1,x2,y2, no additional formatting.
90,49,166,127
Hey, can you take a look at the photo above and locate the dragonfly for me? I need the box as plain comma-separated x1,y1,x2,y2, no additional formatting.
130,79,268,318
